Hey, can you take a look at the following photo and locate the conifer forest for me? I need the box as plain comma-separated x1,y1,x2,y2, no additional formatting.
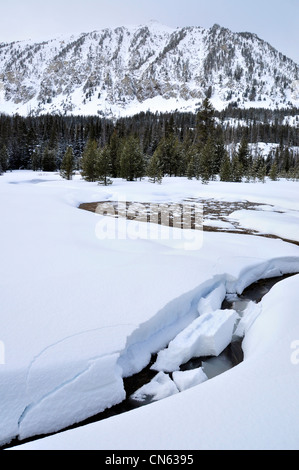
0,100,298,184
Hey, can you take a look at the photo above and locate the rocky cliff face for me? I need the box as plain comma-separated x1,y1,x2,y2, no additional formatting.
0,21,298,117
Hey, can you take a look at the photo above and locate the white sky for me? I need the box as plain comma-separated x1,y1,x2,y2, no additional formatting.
1,0,298,63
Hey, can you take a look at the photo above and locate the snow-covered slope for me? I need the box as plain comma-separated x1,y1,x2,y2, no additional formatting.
0,21,298,117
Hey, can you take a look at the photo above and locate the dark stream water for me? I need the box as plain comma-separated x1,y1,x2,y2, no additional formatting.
3,272,297,449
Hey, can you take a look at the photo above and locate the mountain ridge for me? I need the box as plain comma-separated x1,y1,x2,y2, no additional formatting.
0,22,298,117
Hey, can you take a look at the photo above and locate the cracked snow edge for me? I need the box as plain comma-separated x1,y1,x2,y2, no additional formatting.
15,256,299,442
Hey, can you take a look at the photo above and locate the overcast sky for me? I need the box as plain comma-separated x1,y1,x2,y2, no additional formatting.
1,0,298,63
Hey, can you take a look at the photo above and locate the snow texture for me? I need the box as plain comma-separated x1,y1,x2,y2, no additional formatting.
152,309,238,372
172,367,208,392
17,274,299,451
1,171,299,449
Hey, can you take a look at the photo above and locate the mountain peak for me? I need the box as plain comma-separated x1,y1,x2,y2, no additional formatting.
142,19,176,33
0,23,298,117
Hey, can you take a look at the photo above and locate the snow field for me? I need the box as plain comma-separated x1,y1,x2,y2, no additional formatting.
1,171,299,449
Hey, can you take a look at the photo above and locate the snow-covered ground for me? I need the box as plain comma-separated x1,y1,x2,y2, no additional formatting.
1,171,299,450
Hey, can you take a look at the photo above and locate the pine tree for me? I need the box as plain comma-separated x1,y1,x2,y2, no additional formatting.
195,97,215,148
0,145,9,173
42,147,57,172
97,146,113,186
282,147,290,174
193,151,201,180
60,146,75,180
199,137,215,184
269,161,278,181
31,147,41,171
186,156,195,180
237,136,250,174
220,153,232,182
251,155,266,182
108,129,121,178
214,138,227,176
289,163,299,181
147,152,163,184
231,153,243,182
120,136,144,181
257,160,266,183
154,134,182,177
81,139,99,182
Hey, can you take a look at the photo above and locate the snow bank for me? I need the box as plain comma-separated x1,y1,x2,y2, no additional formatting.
197,283,227,315
17,274,299,450
229,209,299,242
226,256,299,295
233,301,262,339
19,353,124,440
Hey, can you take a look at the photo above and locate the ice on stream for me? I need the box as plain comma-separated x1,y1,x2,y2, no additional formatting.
152,309,238,372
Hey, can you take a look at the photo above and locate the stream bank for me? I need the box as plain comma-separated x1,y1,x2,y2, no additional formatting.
4,272,297,450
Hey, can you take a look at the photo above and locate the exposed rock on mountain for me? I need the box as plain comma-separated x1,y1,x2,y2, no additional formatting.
0,21,298,117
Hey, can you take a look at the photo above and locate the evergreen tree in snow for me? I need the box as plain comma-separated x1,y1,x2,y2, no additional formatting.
186,156,195,180
231,153,243,182
195,97,215,148
154,135,182,177
237,135,250,174
147,152,163,184
0,145,9,173
199,137,215,184
251,155,266,183
120,136,144,181
107,129,121,178
31,147,42,171
60,146,75,180
96,146,113,186
257,160,266,183
269,161,278,181
214,138,227,176
42,146,57,172
220,153,232,182
81,138,99,182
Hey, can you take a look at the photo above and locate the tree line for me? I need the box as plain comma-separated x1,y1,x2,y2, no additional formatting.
0,100,298,183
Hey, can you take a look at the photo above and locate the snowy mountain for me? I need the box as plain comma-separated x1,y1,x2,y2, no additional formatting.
0,21,298,117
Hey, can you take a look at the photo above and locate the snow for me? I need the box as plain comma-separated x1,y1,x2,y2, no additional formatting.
172,368,208,392
152,309,238,372
197,283,227,315
130,372,179,403
1,23,298,117
1,171,299,450
15,274,299,451
233,301,262,340
229,209,299,242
